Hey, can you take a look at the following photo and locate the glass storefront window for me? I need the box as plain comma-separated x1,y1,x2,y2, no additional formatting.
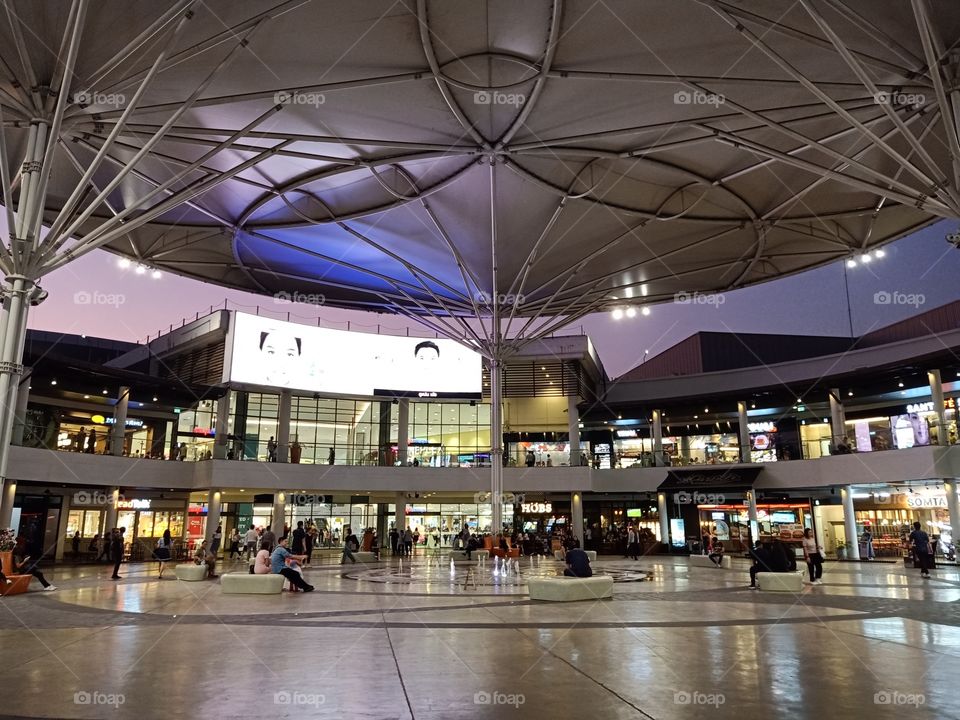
66,510,103,539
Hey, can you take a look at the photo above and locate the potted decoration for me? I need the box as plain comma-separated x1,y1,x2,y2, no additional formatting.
835,539,851,560
0,528,16,576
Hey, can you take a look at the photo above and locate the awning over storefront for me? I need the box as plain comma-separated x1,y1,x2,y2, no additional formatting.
658,466,763,492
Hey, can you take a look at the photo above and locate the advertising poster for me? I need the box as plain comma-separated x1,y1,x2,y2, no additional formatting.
225,312,482,398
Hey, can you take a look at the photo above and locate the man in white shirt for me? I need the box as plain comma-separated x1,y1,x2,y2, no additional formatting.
625,526,639,560
244,526,259,560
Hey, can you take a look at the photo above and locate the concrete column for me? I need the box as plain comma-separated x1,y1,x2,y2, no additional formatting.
182,499,191,541
111,386,130,456
680,435,691,463
746,490,759,546
568,396,581,466
737,401,751,463
277,390,292,462
104,487,120,532
397,399,410,465
945,481,960,558
377,400,392,466
10,369,30,446
840,486,861,560
829,388,846,447
657,492,669,547
213,391,231,459
571,491,584,545
205,490,222,545
395,491,407,531
652,409,663,466
271,491,286,538
928,370,948,446
0,479,16,528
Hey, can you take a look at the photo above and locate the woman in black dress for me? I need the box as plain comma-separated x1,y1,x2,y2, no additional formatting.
153,529,173,578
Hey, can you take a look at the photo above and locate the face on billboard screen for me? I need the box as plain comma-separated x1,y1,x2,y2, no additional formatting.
226,313,482,398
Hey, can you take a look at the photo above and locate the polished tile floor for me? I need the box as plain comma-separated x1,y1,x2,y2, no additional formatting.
1,553,958,719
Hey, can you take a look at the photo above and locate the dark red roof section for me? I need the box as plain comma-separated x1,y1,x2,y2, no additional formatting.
858,300,960,347
618,334,703,381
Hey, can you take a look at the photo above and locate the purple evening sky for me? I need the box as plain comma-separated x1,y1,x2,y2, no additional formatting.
25,220,960,379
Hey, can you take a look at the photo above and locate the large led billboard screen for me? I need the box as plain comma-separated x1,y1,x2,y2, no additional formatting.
224,312,482,398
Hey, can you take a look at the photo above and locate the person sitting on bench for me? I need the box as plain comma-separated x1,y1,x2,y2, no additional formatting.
193,540,218,579
708,537,725,567
271,537,313,592
563,547,593,578
464,534,480,559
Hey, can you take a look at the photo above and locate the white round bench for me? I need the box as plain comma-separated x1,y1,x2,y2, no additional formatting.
689,555,732,569
220,573,285,594
174,563,208,581
757,570,805,592
527,575,614,601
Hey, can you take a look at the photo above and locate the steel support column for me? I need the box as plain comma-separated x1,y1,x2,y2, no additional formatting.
489,354,504,535
652,409,664,467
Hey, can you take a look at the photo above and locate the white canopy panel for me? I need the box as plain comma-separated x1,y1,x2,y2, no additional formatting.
1,0,958,327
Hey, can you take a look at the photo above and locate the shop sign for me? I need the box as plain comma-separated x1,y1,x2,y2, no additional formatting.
905,494,946,508
90,414,144,428
906,398,955,414
616,429,638,438
521,502,553,514
116,498,151,510
748,422,777,433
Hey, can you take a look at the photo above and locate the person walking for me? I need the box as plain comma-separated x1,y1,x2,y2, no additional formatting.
267,436,277,462
110,528,125,580
292,521,306,555
327,447,335,465
626,526,639,560
305,526,317,566
802,528,824,584
389,526,400,556
243,526,258,560
260,526,276,553
862,527,875,560
341,527,359,565
210,524,223,556
87,428,97,453
153,529,173,578
909,521,933,579
76,427,87,453
228,528,241,559
403,527,414,557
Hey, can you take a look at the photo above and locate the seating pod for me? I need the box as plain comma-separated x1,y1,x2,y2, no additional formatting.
757,570,805,592
220,573,285,594
174,564,208,581
527,575,614,601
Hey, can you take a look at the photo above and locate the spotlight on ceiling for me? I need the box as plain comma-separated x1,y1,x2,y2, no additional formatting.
611,308,624,320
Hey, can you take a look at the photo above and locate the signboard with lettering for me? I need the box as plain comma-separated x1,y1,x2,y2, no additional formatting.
521,502,553,514
117,498,151,510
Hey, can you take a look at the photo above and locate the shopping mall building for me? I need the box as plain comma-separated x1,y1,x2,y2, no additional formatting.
3,299,960,566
